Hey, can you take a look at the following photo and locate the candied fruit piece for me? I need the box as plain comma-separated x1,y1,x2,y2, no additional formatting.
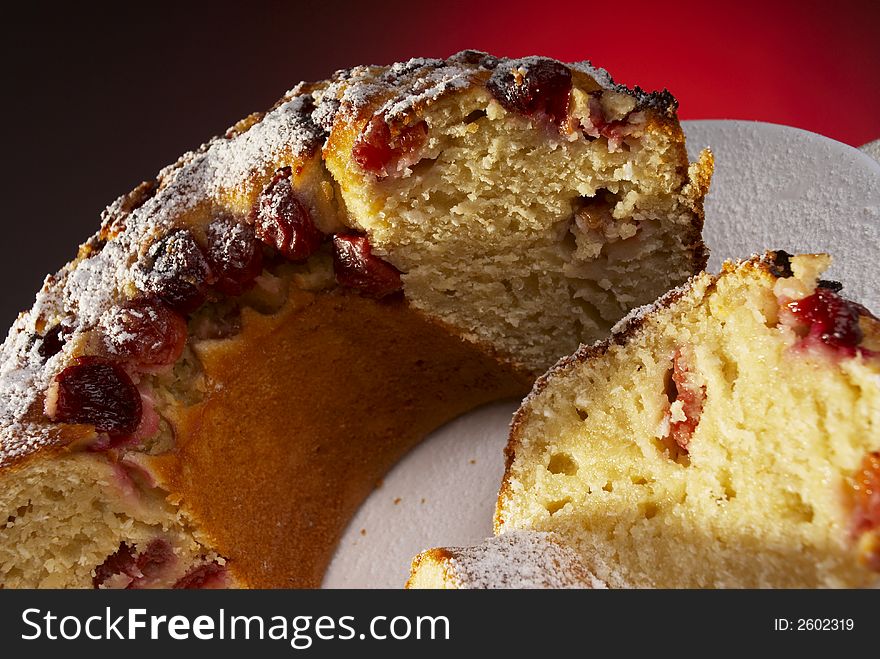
206,216,264,296
48,356,142,437
352,116,428,177
486,57,572,126
254,167,324,260
143,229,214,314
787,288,874,356
102,298,187,372
332,234,402,298
665,349,705,453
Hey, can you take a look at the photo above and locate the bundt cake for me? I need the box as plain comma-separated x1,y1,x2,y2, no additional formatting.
410,251,880,588
0,51,712,588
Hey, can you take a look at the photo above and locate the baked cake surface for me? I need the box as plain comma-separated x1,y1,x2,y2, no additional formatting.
406,531,606,589
0,51,711,588
410,251,880,588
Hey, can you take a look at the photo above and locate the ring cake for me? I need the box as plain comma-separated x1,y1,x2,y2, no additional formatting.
0,51,711,588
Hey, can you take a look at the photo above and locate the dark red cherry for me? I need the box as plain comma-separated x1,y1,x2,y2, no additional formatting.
254,167,324,261
787,288,870,354
49,356,142,437
38,324,67,360
352,116,428,177
103,298,187,371
332,234,402,298
93,543,137,588
144,229,214,314
486,57,572,126
206,216,264,295
128,538,175,588
172,562,227,589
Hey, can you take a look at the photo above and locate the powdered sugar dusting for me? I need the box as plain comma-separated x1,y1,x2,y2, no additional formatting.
0,88,330,468
441,531,606,589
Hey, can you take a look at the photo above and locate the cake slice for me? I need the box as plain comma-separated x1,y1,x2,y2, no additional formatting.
406,531,606,589
411,252,880,588
0,52,710,588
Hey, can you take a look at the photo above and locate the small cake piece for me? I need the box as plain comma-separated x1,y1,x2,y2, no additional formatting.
411,252,880,589
0,51,711,588
406,531,606,589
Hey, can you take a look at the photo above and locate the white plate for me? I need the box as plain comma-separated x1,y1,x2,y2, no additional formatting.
323,121,880,589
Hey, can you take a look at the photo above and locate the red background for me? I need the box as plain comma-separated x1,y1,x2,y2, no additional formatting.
1,0,878,326
353,0,880,147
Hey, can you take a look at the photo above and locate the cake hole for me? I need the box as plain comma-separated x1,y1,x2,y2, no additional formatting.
641,502,659,520
718,471,737,501
575,407,589,422
602,481,614,493
783,492,815,523
653,436,691,467
464,109,487,124
547,453,578,476
663,366,677,404
545,498,571,515
631,476,649,486
40,487,64,503
720,355,739,390
15,502,33,518
408,155,439,177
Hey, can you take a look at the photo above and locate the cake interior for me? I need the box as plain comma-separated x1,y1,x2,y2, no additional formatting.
498,256,880,588
1,62,712,588
331,85,711,372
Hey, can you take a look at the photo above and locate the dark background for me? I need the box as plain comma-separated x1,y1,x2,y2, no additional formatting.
1,0,878,330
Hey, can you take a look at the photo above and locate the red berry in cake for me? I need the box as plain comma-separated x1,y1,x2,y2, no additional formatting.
103,298,187,372
92,543,138,588
92,539,176,589
787,288,872,356
352,116,429,177
47,356,143,437
130,538,175,588
37,324,67,360
332,234,403,298
581,94,628,149
486,57,572,126
666,349,705,453
255,167,324,260
206,216,264,296
173,562,228,589
143,229,214,314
